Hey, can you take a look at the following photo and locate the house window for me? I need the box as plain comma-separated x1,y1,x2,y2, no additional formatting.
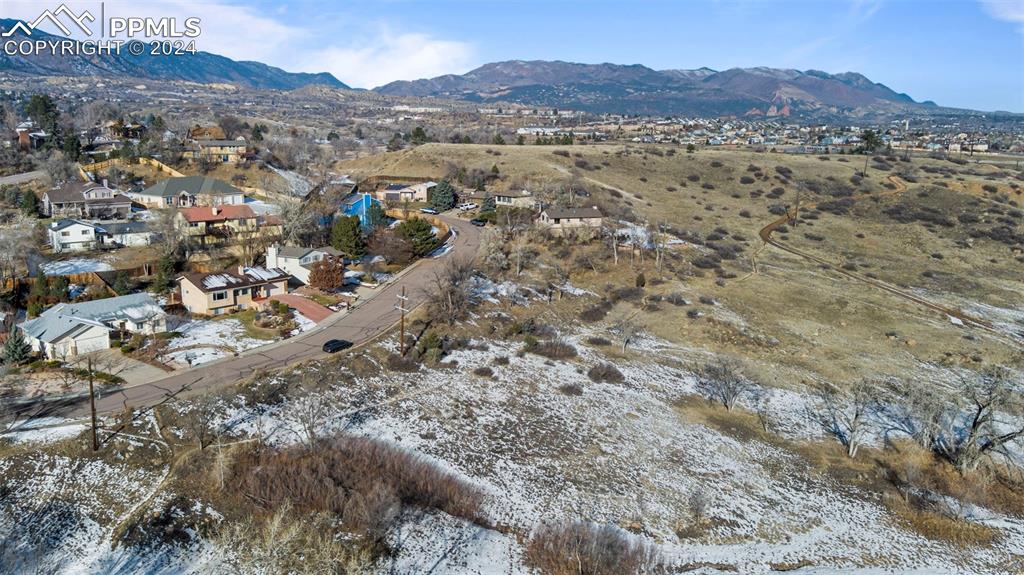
61,231,70,237
213,291,227,301
554,218,561,224
233,288,249,296
81,230,90,235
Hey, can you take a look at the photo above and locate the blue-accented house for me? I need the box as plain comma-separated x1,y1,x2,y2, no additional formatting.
340,192,383,229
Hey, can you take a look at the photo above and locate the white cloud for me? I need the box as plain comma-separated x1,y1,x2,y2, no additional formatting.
299,30,475,89
979,0,1024,28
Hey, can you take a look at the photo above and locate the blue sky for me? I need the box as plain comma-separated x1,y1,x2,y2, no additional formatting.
7,0,1024,111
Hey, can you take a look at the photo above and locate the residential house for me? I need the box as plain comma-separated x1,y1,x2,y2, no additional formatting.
177,266,290,315
131,175,246,208
19,293,167,359
186,138,249,163
375,181,436,203
48,219,103,253
16,119,46,151
266,244,344,285
175,204,282,246
538,206,603,234
467,189,535,209
42,181,133,219
98,221,157,248
340,192,383,228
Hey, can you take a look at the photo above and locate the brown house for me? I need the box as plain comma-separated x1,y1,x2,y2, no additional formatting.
41,181,133,219
174,204,282,246
178,266,290,316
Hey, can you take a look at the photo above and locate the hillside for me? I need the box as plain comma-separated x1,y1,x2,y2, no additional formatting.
0,19,348,91
375,60,945,118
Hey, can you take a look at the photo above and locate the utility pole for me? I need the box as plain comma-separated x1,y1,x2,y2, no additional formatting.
88,356,99,452
396,286,409,356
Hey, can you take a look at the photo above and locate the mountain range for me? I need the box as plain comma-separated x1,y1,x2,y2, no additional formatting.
0,18,970,118
0,19,347,91
374,60,942,118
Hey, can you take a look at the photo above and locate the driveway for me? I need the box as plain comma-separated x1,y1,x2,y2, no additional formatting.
68,214,481,418
269,294,333,323
0,170,46,186
87,349,171,387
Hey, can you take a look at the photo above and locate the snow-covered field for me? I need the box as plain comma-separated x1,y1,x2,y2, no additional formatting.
165,318,274,366
42,258,113,276
3,318,1020,573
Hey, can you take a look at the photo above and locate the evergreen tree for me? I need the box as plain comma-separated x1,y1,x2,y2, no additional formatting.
387,133,404,152
20,191,39,216
516,134,526,145
26,94,59,135
492,133,506,145
330,215,367,258
2,326,30,365
29,274,48,299
151,255,176,293
429,180,456,212
62,135,81,161
480,193,496,216
410,126,429,146
395,218,437,257
365,201,386,232
112,272,134,295
491,164,500,176
460,135,472,144
49,276,70,301
354,127,364,139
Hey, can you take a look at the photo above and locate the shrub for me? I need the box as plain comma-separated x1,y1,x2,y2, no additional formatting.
586,336,612,346
524,521,662,575
387,353,420,372
529,340,578,360
230,435,488,546
558,383,584,396
472,366,494,378
492,355,510,366
587,363,625,384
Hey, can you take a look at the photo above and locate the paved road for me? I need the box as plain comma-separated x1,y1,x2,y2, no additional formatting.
0,170,46,186
72,215,481,418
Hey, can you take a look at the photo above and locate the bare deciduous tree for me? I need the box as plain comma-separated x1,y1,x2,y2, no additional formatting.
808,379,876,458
426,258,475,324
934,367,1024,474
693,358,754,411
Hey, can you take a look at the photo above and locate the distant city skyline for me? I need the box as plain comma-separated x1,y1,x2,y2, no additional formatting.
4,0,1022,111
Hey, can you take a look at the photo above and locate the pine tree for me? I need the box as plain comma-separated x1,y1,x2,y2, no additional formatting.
480,193,496,216
387,134,404,152
516,134,526,145
2,326,30,365
411,126,429,146
396,218,438,257
308,256,345,291
151,255,176,293
20,191,39,216
112,272,134,295
492,133,506,145
366,201,386,232
331,215,367,258
429,180,456,212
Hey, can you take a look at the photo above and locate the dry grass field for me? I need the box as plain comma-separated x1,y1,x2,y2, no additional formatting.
337,143,1023,386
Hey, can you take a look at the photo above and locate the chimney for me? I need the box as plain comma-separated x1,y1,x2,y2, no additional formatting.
102,178,108,188
237,265,246,276
211,206,219,216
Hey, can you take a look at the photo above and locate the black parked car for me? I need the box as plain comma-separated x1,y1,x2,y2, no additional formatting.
470,218,487,227
322,339,353,353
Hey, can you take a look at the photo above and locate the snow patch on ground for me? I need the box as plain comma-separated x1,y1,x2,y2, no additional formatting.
165,318,271,366
2,417,88,444
42,258,113,276
269,166,312,197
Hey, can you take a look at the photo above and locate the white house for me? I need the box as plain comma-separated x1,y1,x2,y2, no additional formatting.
265,244,344,285
98,221,156,247
19,293,167,359
48,219,102,253
538,206,604,234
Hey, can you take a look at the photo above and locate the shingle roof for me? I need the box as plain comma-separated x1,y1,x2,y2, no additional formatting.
45,181,115,204
98,221,152,235
139,176,244,199
195,139,247,147
542,206,603,219
178,204,256,223
178,267,289,293
50,219,97,232
20,293,165,344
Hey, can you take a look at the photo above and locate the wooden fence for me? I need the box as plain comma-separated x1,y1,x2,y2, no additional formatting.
79,156,186,180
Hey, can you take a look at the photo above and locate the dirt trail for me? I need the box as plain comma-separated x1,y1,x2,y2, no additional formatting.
756,175,998,333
